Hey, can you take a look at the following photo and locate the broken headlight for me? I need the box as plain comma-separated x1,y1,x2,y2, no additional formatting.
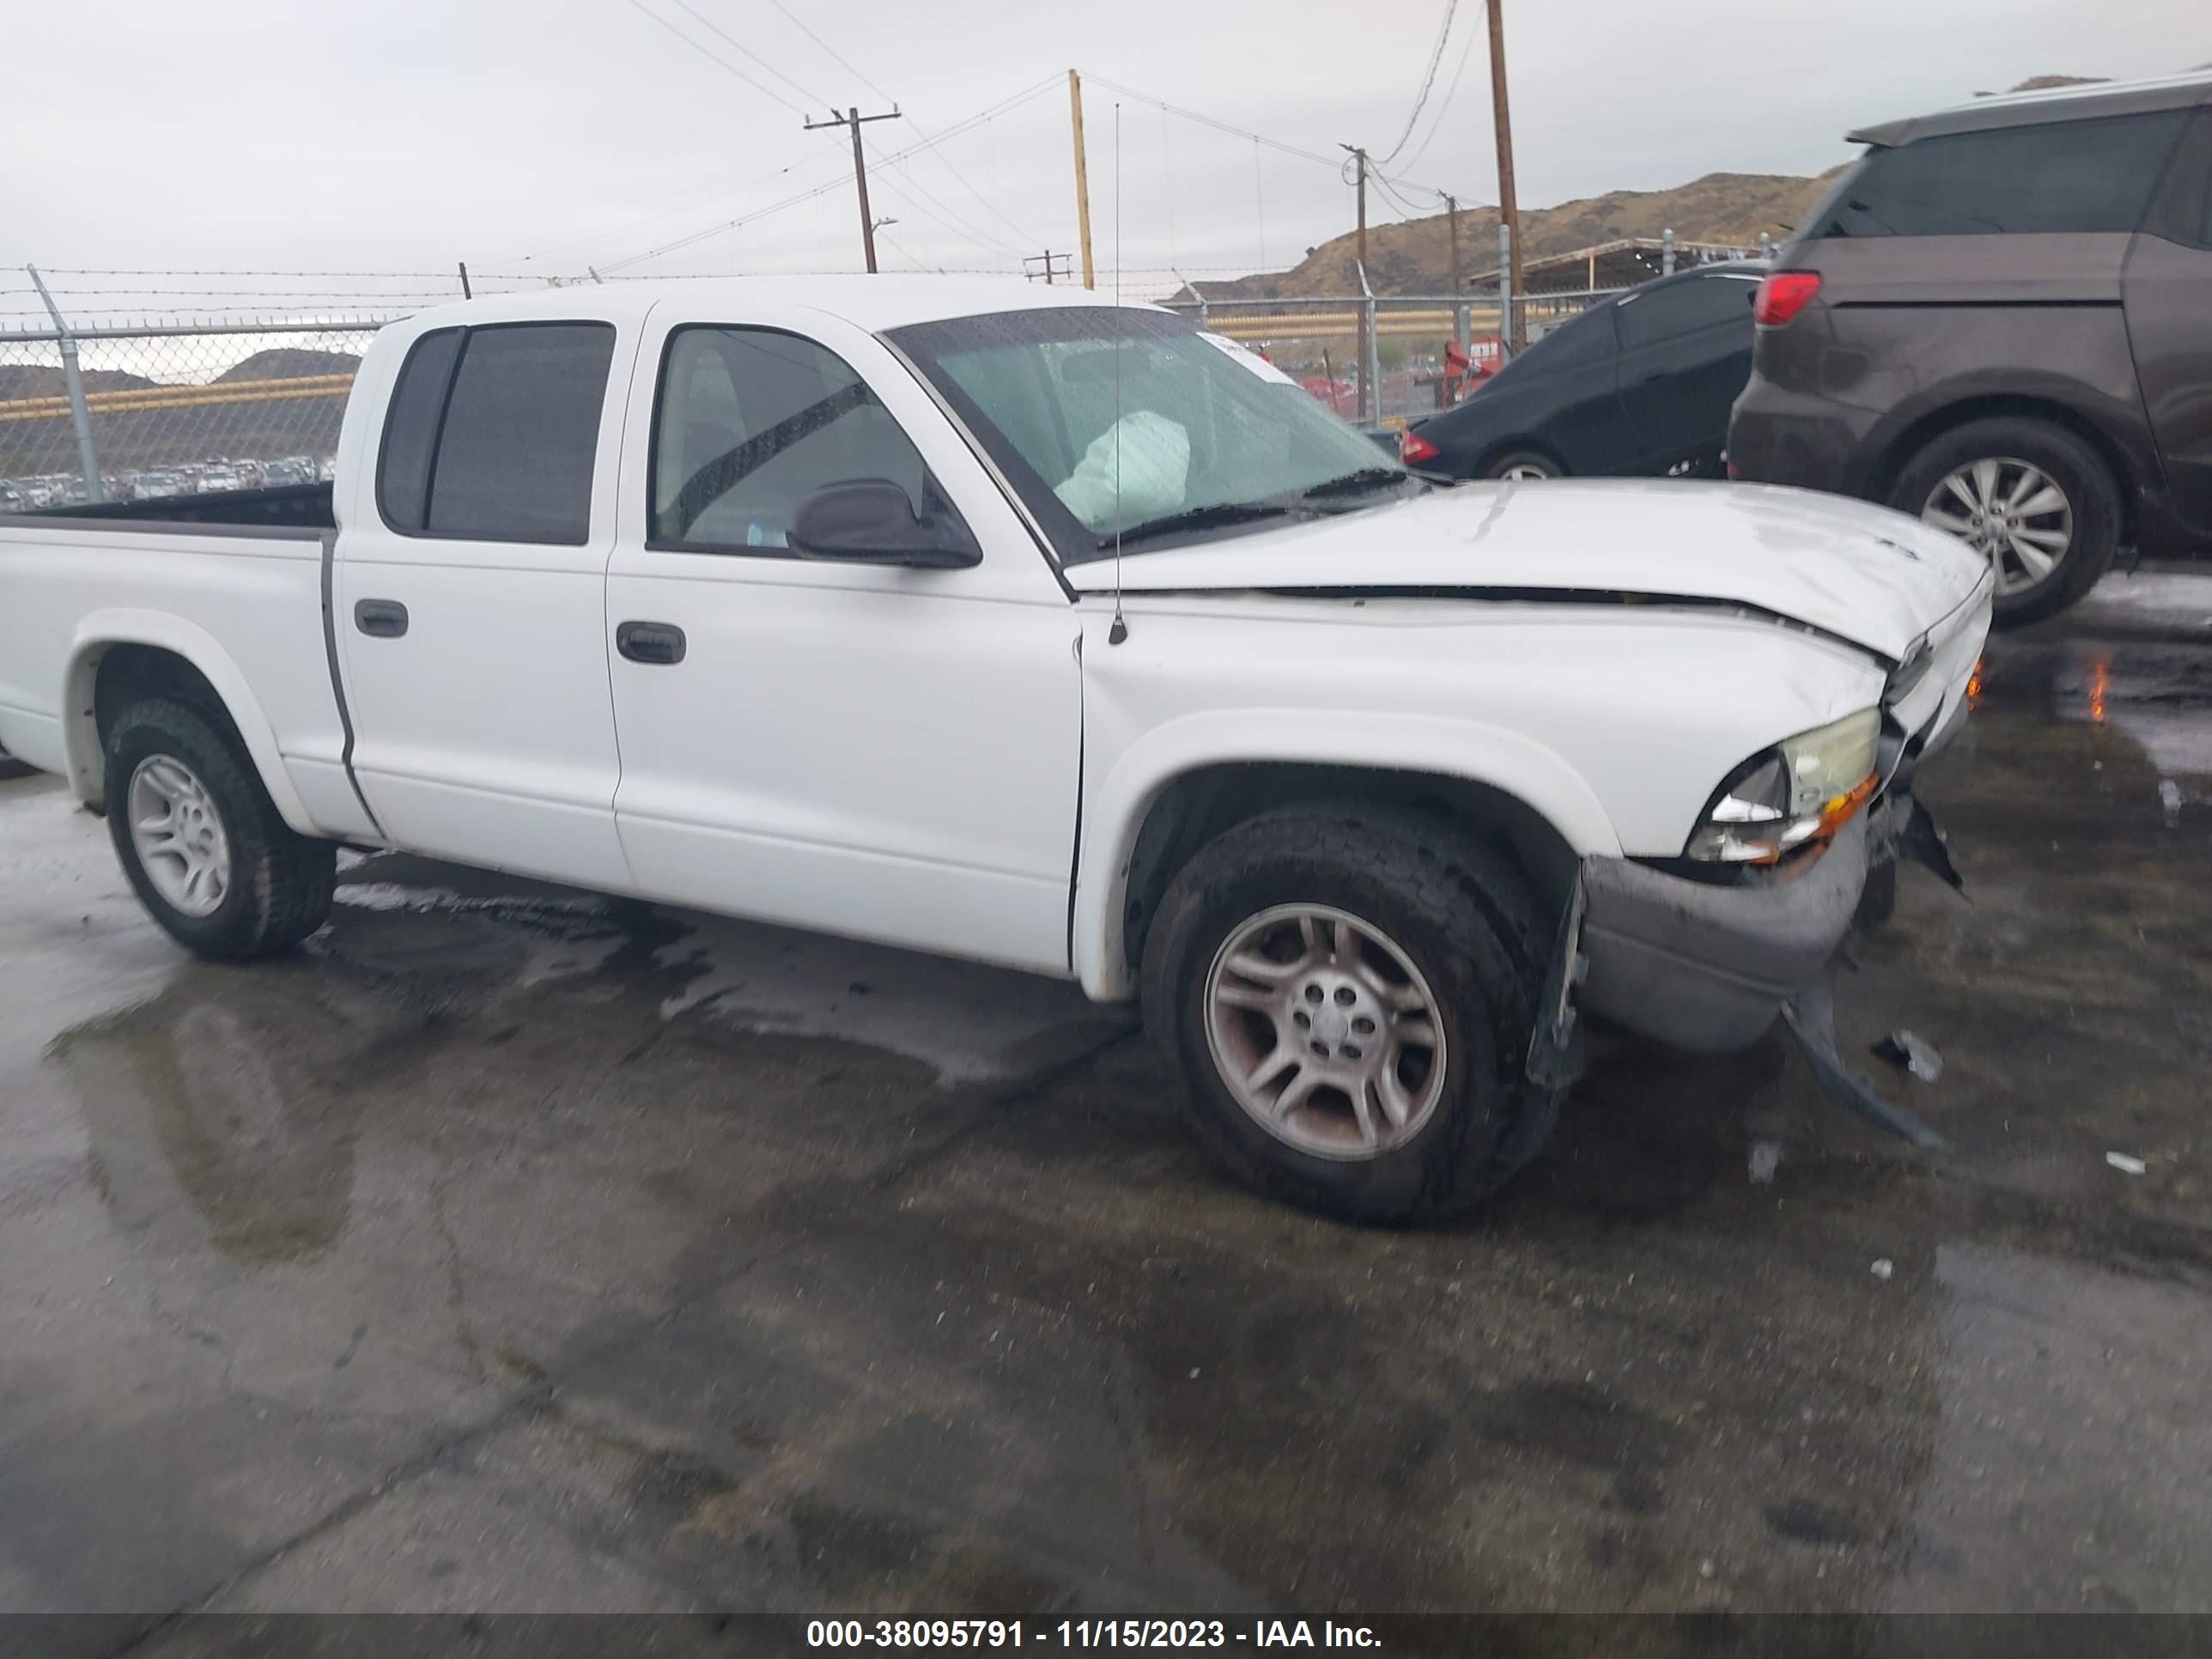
1686,708,1881,864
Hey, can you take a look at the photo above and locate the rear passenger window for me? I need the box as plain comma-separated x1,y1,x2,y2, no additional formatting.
375,321,615,544
1816,110,2190,238
649,325,945,555
1613,275,1759,348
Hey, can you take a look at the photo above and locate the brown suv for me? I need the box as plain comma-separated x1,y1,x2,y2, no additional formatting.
1729,72,2212,623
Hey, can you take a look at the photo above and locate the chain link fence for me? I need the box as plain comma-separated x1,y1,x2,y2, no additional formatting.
1164,284,1628,426
0,322,392,507
0,266,557,512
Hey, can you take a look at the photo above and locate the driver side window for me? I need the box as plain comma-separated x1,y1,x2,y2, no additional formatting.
649,325,938,555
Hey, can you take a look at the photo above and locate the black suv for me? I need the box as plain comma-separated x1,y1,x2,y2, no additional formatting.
1729,72,2212,623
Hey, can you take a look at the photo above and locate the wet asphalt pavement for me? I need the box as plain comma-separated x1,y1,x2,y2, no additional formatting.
3,568,2210,1632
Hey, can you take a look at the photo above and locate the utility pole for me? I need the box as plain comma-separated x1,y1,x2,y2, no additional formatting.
1342,144,1370,275
1445,192,1468,350
1340,144,1370,422
1068,70,1097,290
1486,0,1525,349
805,105,902,273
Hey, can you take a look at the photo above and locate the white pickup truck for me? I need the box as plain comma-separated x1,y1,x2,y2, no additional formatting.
0,278,1992,1221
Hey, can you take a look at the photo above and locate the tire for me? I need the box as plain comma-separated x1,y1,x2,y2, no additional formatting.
105,697,336,961
1140,803,1563,1224
1887,416,2121,628
1482,449,1561,482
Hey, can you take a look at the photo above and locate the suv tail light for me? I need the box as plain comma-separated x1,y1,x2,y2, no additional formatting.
1753,271,1822,327
1401,431,1439,465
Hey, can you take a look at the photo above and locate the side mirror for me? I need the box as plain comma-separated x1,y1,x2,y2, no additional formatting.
788,478,981,569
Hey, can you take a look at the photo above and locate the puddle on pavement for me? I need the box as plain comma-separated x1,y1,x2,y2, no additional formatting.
52,967,369,1263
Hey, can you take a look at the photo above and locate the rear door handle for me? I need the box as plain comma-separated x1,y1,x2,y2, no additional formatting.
616,621,687,665
353,599,409,638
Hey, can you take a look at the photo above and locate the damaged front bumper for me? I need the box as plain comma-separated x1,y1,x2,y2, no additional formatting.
1577,811,1878,1054
1567,655,1973,1060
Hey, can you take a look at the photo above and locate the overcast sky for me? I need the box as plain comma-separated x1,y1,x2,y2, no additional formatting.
3,0,2204,310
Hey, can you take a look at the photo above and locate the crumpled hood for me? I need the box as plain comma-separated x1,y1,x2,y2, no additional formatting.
1064,478,1992,659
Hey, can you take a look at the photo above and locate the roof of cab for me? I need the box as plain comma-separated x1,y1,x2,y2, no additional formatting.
1847,67,2212,149
401,274,1146,335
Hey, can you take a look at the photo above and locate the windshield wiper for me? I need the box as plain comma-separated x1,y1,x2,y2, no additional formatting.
1301,466,1413,501
1100,500,1296,549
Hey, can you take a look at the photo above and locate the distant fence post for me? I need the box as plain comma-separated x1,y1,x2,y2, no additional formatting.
1495,225,1514,363
1354,260,1378,425
25,265,104,503
1176,271,1209,329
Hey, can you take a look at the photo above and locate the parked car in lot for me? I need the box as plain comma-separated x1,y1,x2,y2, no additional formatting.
1731,70,2212,625
1399,264,1765,480
0,278,1990,1222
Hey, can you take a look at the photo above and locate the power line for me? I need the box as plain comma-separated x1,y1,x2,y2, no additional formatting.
618,0,809,118
864,152,1030,258
508,150,845,265
1393,7,1482,176
598,78,1060,272
661,0,830,110
763,0,896,106
1082,76,1342,169
890,117,1045,249
1091,72,1465,202
1376,0,1461,167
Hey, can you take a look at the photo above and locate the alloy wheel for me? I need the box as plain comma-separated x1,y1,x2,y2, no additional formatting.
1920,456,2073,598
1202,903,1449,1160
128,755,232,918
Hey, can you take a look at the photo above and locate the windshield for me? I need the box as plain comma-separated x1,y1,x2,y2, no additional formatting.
884,307,1412,562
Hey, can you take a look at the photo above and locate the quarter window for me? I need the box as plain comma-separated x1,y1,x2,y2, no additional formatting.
1815,111,2190,238
374,321,615,544
649,326,944,554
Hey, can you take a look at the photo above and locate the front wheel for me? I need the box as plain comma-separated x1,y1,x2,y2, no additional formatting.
1888,416,2120,627
106,698,337,961
1140,804,1563,1224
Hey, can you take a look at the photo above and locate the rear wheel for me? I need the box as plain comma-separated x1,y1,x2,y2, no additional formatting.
106,699,336,961
1141,804,1563,1224
1484,449,1561,482
1888,416,2120,627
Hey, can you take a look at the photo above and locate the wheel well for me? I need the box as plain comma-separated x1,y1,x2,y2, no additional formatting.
93,644,228,745
73,644,242,811
1871,394,2137,543
1120,762,1579,977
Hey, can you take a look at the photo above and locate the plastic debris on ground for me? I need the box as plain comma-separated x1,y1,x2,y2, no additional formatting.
1870,1030,1944,1084
2161,780,2185,828
1747,1139,1784,1186
1870,1259,1895,1281
2106,1152,2148,1176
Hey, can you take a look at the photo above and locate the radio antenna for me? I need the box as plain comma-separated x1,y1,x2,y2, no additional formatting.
1108,100,1127,647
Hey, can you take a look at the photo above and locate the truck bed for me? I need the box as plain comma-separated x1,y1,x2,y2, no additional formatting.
36,480,336,530
0,502,357,837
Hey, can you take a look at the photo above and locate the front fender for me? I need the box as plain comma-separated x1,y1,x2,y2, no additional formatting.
1073,708,1621,1000
64,610,317,836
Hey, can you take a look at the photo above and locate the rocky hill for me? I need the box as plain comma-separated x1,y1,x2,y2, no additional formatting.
1201,168,1846,298
216,348,362,384
0,365,158,402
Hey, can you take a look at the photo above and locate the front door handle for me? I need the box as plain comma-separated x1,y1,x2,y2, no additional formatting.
616,621,687,665
354,599,409,638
